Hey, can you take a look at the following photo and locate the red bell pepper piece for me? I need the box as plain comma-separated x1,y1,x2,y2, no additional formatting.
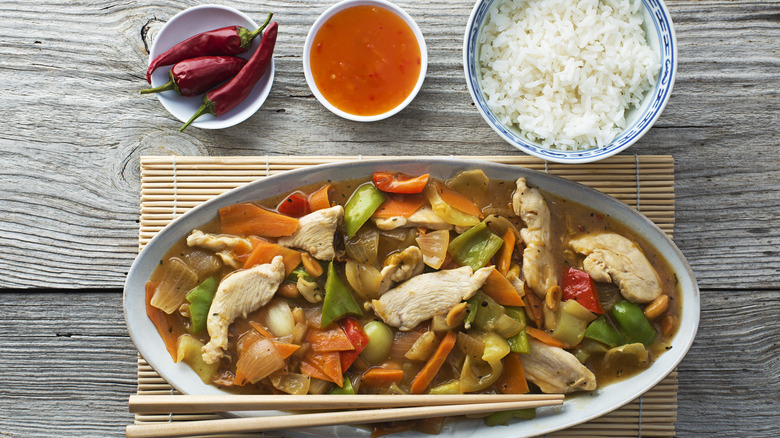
339,317,369,371
140,56,247,97
561,267,604,313
372,171,429,194
145,12,273,83
276,191,311,218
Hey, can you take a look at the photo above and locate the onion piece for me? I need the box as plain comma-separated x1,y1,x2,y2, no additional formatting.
235,338,285,384
345,260,382,299
150,258,198,314
345,228,379,265
415,230,450,269
182,250,222,280
269,371,311,395
390,330,423,359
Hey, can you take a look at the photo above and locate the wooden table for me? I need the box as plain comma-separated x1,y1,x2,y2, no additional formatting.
1,0,778,436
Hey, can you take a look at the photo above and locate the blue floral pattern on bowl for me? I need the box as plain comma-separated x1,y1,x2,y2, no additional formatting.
463,0,677,163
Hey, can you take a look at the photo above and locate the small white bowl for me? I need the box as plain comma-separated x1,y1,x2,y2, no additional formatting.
464,0,677,163
303,0,427,122
148,4,275,130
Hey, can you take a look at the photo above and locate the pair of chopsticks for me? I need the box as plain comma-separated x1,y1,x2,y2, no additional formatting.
126,393,564,437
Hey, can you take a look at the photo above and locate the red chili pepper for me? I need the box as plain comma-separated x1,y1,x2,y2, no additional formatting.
146,12,273,83
372,171,430,194
180,21,278,132
339,317,369,371
561,267,605,314
140,56,247,97
276,191,311,218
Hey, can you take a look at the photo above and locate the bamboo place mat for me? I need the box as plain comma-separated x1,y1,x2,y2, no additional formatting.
135,155,678,437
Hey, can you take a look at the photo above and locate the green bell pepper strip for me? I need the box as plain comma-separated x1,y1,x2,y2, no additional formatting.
464,295,479,329
610,300,656,346
447,221,504,271
505,307,529,353
329,375,355,394
484,408,536,427
321,262,363,328
343,183,386,238
585,315,624,348
185,276,218,334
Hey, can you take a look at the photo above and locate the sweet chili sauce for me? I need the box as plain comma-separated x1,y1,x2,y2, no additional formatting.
310,5,422,116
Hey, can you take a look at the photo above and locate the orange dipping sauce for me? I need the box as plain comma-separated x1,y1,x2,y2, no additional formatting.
310,5,422,117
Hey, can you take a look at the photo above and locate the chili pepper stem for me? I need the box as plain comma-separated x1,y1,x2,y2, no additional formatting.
141,70,180,95
239,12,274,49
140,80,175,95
180,99,216,132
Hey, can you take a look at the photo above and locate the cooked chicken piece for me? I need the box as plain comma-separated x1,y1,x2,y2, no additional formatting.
187,229,250,252
569,233,662,303
373,206,453,231
187,230,250,268
202,256,285,364
523,339,597,393
372,266,494,330
277,206,343,261
512,178,558,298
377,246,425,295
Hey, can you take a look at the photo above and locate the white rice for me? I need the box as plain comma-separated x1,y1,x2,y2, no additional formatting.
478,0,660,150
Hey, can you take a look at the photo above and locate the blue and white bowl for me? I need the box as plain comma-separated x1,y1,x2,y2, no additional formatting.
464,0,677,163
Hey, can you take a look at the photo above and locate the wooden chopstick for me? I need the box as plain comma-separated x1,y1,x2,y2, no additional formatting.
126,396,564,438
129,393,563,413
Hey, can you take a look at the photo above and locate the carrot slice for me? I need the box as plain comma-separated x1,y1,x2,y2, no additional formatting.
435,181,482,218
243,237,302,275
496,229,516,276
271,341,300,360
145,282,180,361
305,351,344,387
410,331,457,394
300,359,333,383
248,320,274,338
308,184,332,212
306,326,355,352
526,327,569,349
496,353,530,394
482,269,525,307
372,193,426,218
360,368,405,388
219,202,299,237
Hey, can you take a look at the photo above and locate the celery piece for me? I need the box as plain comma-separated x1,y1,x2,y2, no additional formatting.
448,221,503,271
506,305,530,353
329,376,355,394
472,291,505,332
185,276,218,334
484,408,537,427
344,183,386,237
321,262,362,328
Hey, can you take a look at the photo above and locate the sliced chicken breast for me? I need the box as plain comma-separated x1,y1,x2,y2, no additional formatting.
187,229,250,252
201,256,285,364
376,246,425,296
512,178,558,298
277,205,343,261
373,206,453,231
523,339,597,393
372,266,494,330
569,232,662,303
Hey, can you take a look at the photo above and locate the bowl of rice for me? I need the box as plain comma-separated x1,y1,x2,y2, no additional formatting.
464,0,677,163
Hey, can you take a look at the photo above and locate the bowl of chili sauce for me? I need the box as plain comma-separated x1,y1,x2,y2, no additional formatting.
303,0,427,122
147,5,275,130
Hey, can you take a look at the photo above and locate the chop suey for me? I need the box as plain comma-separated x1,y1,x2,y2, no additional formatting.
146,170,679,431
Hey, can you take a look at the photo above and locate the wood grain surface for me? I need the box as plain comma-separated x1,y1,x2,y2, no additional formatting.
1,0,779,436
